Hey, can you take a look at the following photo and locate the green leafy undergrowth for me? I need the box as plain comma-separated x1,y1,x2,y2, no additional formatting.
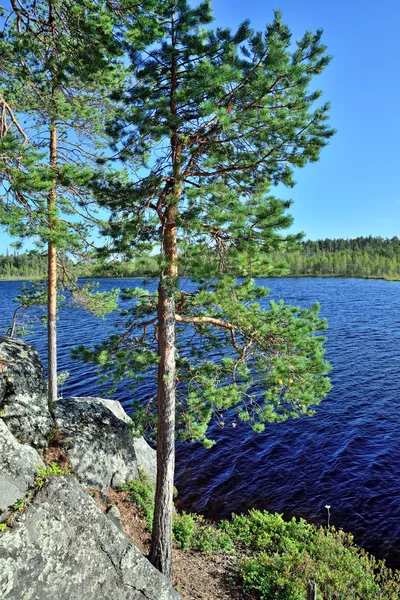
120,471,155,530
175,509,400,599
225,510,400,599
12,497,26,512
173,512,232,552
118,475,400,599
34,462,70,489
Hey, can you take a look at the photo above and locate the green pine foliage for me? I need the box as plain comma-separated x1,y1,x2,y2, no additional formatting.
0,0,126,281
0,0,116,247
76,276,331,447
75,1,335,448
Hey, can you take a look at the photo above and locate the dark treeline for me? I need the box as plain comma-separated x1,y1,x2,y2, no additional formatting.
274,236,400,279
2,236,400,280
0,251,47,279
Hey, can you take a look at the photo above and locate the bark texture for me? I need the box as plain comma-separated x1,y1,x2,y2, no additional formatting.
149,10,182,577
47,121,58,407
149,277,177,578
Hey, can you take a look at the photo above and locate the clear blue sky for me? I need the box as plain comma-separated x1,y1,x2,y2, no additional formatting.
211,0,400,240
1,0,399,253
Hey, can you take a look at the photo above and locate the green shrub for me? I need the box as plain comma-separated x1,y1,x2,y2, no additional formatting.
173,512,197,549
12,498,25,512
172,512,233,552
116,479,400,599
193,516,233,553
240,550,308,600
120,471,155,530
216,510,400,600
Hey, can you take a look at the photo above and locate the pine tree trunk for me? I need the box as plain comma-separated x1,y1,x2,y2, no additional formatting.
149,205,178,578
47,121,57,408
150,12,181,576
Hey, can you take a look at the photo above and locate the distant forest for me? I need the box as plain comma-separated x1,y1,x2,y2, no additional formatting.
1,236,400,280
0,251,48,279
274,236,400,279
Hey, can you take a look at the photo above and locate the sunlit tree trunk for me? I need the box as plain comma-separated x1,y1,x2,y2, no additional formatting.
47,120,58,407
149,8,181,576
150,202,178,578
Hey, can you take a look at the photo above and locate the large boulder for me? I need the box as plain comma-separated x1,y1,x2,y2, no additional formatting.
0,420,44,523
0,337,156,491
0,336,52,448
54,397,156,492
0,475,181,600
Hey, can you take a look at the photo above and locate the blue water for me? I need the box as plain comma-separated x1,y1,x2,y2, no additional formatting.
1,277,400,567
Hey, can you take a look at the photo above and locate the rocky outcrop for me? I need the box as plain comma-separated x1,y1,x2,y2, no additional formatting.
0,475,181,600
0,420,44,523
0,337,156,492
0,337,181,599
54,397,156,492
0,336,52,448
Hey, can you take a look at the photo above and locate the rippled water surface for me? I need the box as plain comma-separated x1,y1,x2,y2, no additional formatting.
1,277,400,566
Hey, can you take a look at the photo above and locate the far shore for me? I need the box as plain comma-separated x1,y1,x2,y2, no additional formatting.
1,273,400,283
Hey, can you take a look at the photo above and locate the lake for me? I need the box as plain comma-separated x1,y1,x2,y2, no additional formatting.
1,277,400,567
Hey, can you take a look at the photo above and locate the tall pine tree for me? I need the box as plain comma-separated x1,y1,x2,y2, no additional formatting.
79,0,335,577
0,0,122,403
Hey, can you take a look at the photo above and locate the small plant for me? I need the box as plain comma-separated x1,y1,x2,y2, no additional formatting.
34,462,70,489
12,498,25,512
325,504,331,528
57,370,70,399
120,470,155,530
172,512,198,550
44,427,64,447
0,523,7,533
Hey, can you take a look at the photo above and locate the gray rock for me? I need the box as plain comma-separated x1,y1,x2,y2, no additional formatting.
0,337,52,448
54,396,156,492
0,475,182,600
88,397,132,424
106,505,123,531
0,337,156,492
0,421,44,522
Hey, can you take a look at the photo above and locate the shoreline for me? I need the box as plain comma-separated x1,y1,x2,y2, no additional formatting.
1,274,400,282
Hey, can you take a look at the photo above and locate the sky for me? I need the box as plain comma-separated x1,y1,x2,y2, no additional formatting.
211,0,400,240
1,0,400,252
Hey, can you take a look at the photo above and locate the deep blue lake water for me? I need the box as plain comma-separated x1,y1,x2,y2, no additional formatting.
1,277,400,567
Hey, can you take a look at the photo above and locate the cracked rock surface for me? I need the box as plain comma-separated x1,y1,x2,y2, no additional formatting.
0,338,156,491
0,336,52,448
54,396,156,492
0,420,44,522
0,476,181,600
0,338,179,599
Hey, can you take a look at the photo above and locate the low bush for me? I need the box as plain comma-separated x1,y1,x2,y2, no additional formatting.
221,510,400,599
117,476,400,599
120,471,155,530
172,512,232,552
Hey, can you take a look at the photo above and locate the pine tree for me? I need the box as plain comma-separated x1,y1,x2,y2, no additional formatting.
0,0,122,403
75,0,336,577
